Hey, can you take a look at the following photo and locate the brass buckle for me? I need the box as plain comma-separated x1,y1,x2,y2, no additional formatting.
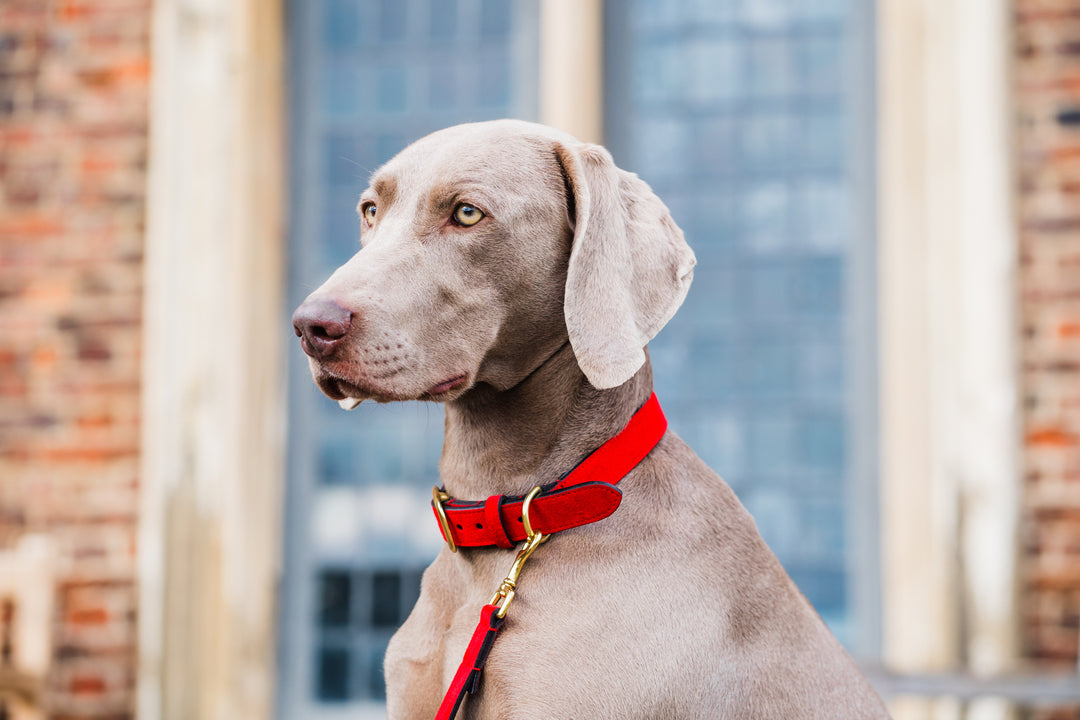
520,484,543,540
432,486,457,553
488,486,547,618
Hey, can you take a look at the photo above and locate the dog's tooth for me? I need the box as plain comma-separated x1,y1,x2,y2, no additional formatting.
338,397,362,411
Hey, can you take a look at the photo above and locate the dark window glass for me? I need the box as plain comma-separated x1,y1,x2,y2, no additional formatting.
366,639,390,697
316,646,350,701
371,570,402,627
318,570,352,628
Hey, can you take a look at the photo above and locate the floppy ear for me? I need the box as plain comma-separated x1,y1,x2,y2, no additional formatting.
555,142,696,389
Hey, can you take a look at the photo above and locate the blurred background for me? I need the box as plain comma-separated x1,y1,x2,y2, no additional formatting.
0,0,1077,718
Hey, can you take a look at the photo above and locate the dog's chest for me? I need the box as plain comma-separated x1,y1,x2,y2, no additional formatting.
382,536,709,720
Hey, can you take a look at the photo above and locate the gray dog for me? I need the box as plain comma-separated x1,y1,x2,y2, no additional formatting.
293,120,891,719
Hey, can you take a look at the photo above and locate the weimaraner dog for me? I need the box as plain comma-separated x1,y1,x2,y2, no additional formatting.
293,120,890,719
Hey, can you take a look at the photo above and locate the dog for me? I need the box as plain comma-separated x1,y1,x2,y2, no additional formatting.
292,120,891,719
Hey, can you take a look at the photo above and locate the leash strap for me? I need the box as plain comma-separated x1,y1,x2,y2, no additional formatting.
432,392,667,549
434,603,505,720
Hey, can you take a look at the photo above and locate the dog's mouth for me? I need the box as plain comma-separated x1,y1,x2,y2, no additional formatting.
313,373,393,407
312,368,471,409
316,375,360,402
425,373,468,397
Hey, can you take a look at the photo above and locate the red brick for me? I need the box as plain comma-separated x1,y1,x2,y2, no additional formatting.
0,213,67,236
67,607,108,626
1018,0,1080,670
0,0,147,715
1028,427,1079,446
1057,321,1080,337
69,675,107,695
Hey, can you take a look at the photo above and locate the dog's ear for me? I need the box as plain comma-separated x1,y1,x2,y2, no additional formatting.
555,142,696,389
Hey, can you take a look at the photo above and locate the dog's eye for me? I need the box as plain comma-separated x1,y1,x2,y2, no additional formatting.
361,202,377,226
452,204,484,227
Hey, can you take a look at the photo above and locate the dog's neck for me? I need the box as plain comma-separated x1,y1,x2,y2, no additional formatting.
440,343,654,499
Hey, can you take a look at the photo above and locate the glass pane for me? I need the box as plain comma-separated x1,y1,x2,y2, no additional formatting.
740,0,796,27
795,33,843,96
740,112,797,174
428,0,457,42
316,646,350,701
476,51,511,107
480,0,511,39
323,0,360,51
317,570,352,628
379,0,407,43
370,570,402,628
744,36,793,98
688,38,741,105
364,639,389,698
376,63,408,112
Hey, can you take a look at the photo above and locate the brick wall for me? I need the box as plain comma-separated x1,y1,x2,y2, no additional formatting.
0,0,149,717
1015,0,1080,688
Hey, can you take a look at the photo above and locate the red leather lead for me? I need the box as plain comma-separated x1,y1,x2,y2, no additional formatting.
432,392,667,549
434,603,505,720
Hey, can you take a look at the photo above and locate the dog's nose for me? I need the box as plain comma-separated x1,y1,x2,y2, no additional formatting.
292,299,352,359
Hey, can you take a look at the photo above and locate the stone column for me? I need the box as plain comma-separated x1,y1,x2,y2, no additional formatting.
878,0,1021,717
139,0,286,718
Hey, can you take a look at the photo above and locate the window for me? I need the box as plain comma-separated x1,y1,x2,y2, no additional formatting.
279,1,539,716
605,0,877,650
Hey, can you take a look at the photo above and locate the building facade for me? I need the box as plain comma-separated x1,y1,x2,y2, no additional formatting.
0,1,1078,719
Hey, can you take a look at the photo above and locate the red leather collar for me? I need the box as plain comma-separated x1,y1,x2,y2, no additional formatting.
432,392,667,550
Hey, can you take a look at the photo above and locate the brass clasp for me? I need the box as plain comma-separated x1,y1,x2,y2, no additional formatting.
432,486,458,553
488,486,547,618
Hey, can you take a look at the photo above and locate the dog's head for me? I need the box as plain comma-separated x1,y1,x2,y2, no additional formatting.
293,120,695,405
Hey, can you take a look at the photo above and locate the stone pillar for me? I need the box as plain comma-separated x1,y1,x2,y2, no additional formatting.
139,0,286,718
878,0,1021,717
539,0,604,144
